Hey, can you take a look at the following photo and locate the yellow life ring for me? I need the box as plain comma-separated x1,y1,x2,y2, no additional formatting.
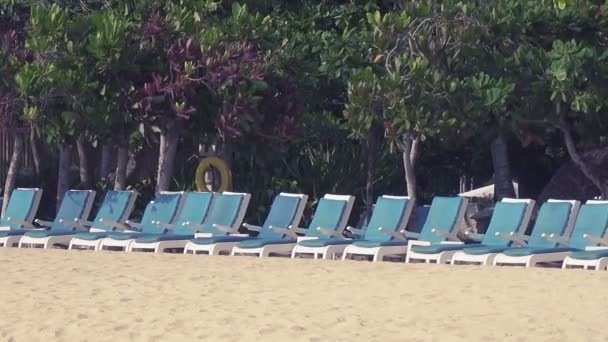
195,157,232,192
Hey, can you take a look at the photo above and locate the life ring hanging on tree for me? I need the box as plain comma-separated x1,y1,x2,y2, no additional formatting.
195,157,232,192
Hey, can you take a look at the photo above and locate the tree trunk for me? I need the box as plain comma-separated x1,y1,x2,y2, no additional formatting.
156,123,179,192
559,118,607,198
76,135,91,189
30,128,40,179
491,132,515,200
401,131,419,205
2,133,24,216
99,142,113,182
364,123,382,219
114,136,129,191
57,144,73,212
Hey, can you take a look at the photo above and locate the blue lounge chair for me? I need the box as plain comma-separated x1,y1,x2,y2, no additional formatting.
18,190,96,248
403,196,469,264
128,191,217,253
561,202,608,271
491,199,581,267
66,190,139,250
562,202,608,270
230,194,354,257
183,192,304,255
291,195,412,261
412,198,534,264
97,192,184,251
0,188,43,247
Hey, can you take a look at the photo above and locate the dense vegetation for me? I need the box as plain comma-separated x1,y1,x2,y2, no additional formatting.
1,0,608,223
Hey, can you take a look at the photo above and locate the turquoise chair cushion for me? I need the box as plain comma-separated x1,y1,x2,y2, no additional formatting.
419,197,464,243
568,249,608,260
502,246,578,257
24,230,75,238
305,198,348,238
567,203,608,249
351,240,408,248
527,202,573,248
90,191,134,231
298,238,354,247
199,194,244,235
236,238,296,248
411,244,465,254
73,231,109,240
258,195,302,239
51,191,93,232
363,197,409,242
462,245,512,255
189,235,252,245
172,192,214,235
0,229,30,236
139,193,183,234
105,232,149,240
480,202,529,245
1,189,38,229
134,233,193,243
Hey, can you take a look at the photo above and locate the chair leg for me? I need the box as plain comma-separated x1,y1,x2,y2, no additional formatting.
260,248,271,257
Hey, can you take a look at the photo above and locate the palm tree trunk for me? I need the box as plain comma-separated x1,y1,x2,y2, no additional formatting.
99,142,112,182
491,132,515,200
57,144,73,212
364,123,381,219
401,131,419,205
114,136,129,190
2,133,24,216
76,135,91,189
156,123,179,192
30,128,40,179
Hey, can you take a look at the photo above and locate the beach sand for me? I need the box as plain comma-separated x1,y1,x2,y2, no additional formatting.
0,248,606,342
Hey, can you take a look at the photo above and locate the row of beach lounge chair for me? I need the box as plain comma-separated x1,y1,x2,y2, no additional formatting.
1,188,608,270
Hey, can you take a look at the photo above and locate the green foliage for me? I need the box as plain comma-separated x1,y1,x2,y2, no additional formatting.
5,0,608,217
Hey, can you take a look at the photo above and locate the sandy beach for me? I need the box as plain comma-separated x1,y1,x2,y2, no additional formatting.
0,249,606,341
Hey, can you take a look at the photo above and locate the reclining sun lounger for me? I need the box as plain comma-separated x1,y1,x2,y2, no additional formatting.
18,190,96,248
562,202,608,269
491,199,580,267
290,195,412,261
0,188,43,247
183,192,302,255
66,190,138,250
96,192,184,251
448,199,535,265
403,196,469,264
231,194,354,257
545,200,608,270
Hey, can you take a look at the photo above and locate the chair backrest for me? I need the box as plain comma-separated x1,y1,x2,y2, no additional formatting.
480,198,535,246
258,193,308,239
52,190,96,232
1,188,42,229
198,192,251,235
567,200,608,249
172,192,215,235
90,191,138,232
304,194,355,238
527,199,579,248
139,192,184,234
418,196,468,243
363,196,412,242
411,205,431,234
